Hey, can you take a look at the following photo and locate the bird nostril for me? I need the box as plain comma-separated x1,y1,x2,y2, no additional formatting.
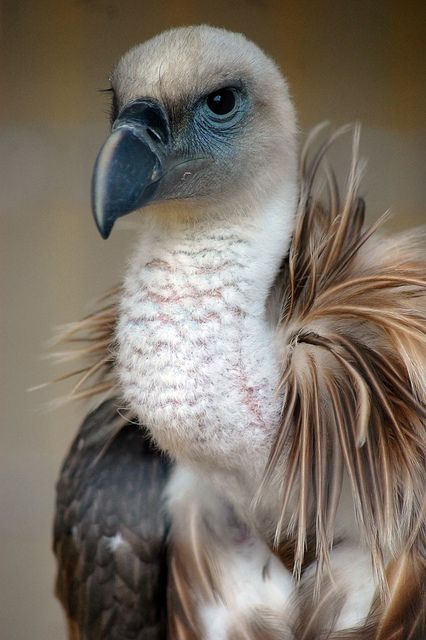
146,127,163,145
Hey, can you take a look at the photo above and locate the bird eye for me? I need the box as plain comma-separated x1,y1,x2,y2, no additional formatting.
205,88,239,120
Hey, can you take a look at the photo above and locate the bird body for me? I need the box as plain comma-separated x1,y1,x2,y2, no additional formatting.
53,26,425,639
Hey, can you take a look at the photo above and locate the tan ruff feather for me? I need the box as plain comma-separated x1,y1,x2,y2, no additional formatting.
52,127,425,637
261,126,425,634
50,290,119,401
168,504,222,639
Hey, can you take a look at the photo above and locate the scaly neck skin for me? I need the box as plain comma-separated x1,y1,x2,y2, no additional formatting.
117,184,298,502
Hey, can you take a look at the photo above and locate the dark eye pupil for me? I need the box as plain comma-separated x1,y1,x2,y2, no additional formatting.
207,89,236,116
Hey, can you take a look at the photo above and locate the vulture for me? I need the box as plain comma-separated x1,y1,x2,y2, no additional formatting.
53,26,426,640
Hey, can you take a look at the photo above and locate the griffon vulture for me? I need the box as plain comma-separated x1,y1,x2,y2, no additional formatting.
52,26,425,639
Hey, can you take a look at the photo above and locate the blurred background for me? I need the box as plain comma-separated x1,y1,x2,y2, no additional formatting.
1,1,425,638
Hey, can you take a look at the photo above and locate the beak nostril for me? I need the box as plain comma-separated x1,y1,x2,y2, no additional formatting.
146,127,163,145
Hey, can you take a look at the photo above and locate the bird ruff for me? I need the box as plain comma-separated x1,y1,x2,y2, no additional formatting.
51,126,425,638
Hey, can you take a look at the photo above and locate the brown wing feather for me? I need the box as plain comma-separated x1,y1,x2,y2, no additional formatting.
54,399,171,639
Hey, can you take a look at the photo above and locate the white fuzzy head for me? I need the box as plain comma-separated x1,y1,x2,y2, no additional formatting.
110,25,298,223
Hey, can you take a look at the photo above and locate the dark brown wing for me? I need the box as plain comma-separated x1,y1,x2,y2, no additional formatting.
53,399,171,640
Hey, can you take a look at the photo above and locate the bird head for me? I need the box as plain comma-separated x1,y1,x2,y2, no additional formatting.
92,25,298,238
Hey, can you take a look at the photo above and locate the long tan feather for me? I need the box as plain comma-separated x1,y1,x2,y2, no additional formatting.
259,126,425,635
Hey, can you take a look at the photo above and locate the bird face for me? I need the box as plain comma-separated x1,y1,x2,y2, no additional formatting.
92,26,298,237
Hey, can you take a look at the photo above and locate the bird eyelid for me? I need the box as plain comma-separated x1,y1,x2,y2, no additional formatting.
198,77,245,103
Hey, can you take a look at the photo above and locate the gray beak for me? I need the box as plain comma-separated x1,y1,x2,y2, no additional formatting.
91,99,170,239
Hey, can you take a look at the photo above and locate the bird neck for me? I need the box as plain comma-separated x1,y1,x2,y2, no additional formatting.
130,186,297,309
117,185,298,488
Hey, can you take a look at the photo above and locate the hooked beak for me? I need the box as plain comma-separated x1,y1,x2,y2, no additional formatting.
91,99,170,239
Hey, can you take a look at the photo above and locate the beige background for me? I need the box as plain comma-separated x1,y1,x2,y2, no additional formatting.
1,1,425,638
